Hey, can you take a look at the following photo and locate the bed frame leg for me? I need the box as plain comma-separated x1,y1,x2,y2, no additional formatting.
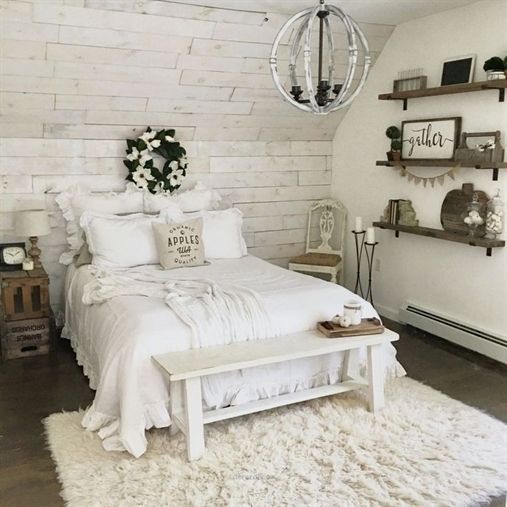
184,377,205,461
367,344,385,413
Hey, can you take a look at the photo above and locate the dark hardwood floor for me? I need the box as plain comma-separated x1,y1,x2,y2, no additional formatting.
0,320,505,507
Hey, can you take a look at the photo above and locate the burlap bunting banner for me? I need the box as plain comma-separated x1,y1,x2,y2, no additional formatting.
391,163,460,186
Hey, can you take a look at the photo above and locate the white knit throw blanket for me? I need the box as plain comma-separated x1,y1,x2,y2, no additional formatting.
82,267,278,349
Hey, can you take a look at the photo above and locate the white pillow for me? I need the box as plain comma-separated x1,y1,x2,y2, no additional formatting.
144,181,221,213
161,207,247,259
80,211,163,268
56,184,144,265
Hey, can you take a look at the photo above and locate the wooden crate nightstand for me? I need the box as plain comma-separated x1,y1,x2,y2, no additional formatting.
0,267,53,360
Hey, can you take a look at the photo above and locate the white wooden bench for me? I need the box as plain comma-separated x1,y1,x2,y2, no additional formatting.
153,329,398,461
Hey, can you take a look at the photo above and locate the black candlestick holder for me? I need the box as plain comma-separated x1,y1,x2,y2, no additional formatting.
352,230,365,297
364,242,379,306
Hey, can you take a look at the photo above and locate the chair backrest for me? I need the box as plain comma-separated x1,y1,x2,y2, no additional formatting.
305,199,347,256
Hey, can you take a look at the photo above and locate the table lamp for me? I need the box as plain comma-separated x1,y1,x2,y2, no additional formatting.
15,210,50,268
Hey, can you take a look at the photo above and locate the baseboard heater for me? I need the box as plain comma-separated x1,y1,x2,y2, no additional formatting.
399,304,507,365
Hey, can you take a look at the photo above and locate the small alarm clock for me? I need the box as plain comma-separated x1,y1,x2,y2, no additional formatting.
0,242,27,271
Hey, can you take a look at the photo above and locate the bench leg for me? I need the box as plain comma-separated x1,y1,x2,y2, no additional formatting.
341,348,359,381
367,344,385,413
184,377,205,461
169,380,183,435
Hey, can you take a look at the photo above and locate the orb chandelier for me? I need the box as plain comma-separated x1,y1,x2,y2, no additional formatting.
270,0,371,115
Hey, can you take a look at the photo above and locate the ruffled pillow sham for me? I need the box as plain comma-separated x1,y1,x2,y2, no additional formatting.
144,181,221,213
56,184,143,265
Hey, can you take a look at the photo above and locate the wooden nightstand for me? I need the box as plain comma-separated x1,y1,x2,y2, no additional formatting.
0,266,53,360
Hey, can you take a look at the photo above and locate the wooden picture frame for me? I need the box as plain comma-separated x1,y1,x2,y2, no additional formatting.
401,117,461,160
441,55,475,86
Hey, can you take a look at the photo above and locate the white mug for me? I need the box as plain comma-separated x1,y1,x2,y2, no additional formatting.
343,300,362,326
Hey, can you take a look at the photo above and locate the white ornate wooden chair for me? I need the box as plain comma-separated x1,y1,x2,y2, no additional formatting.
288,199,347,284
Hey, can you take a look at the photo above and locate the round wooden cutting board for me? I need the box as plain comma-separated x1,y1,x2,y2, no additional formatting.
440,183,488,235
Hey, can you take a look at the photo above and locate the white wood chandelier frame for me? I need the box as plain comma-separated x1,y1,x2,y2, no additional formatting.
270,1,371,115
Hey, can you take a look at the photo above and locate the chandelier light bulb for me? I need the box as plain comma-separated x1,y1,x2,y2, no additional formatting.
270,0,371,115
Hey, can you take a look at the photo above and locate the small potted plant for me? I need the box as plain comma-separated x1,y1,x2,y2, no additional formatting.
483,56,505,80
504,56,507,78
385,125,402,161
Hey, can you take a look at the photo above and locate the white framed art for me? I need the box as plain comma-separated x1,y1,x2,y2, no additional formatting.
440,55,475,86
401,117,462,160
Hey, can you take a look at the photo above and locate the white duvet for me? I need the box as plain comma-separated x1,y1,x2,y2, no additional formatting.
82,269,278,349
63,255,405,457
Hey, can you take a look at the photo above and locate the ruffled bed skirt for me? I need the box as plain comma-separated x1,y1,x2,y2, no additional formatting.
62,323,98,390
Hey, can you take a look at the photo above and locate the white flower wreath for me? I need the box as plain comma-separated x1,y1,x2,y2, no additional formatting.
123,127,187,194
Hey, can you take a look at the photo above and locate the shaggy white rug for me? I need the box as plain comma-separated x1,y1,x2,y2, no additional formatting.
44,378,506,507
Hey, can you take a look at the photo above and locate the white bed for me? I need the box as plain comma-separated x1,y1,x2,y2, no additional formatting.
63,255,405,457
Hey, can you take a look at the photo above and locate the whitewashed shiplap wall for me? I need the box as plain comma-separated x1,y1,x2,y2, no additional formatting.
0,0,394,313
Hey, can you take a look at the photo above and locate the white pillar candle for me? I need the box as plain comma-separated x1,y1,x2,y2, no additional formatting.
354,216,363,232
366,227,375,244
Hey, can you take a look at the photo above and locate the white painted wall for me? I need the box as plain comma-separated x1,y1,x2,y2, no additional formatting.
332,0,507,337
0,0,393,313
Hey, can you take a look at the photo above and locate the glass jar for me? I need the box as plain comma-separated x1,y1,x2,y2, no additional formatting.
485,189,504,239
463,192,485,237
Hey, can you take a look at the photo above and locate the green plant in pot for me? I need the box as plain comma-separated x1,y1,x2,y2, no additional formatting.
385,126,402,161
483,56,505,80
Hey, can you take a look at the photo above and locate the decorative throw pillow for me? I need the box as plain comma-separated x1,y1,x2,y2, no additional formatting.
143,181,221,213
161,207,247,259
80,211,163,268
152,219,205,269
56,184,144,265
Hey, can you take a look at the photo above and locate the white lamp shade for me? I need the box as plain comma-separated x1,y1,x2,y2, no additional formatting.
15,210,51,237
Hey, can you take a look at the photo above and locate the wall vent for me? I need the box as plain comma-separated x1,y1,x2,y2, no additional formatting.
399,303,507,365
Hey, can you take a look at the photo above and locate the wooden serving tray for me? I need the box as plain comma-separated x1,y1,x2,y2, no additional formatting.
317,318,384,338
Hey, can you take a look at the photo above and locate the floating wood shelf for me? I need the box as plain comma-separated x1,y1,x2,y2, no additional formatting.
373,222,505,256
376,160,507,181
378,79,507,110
